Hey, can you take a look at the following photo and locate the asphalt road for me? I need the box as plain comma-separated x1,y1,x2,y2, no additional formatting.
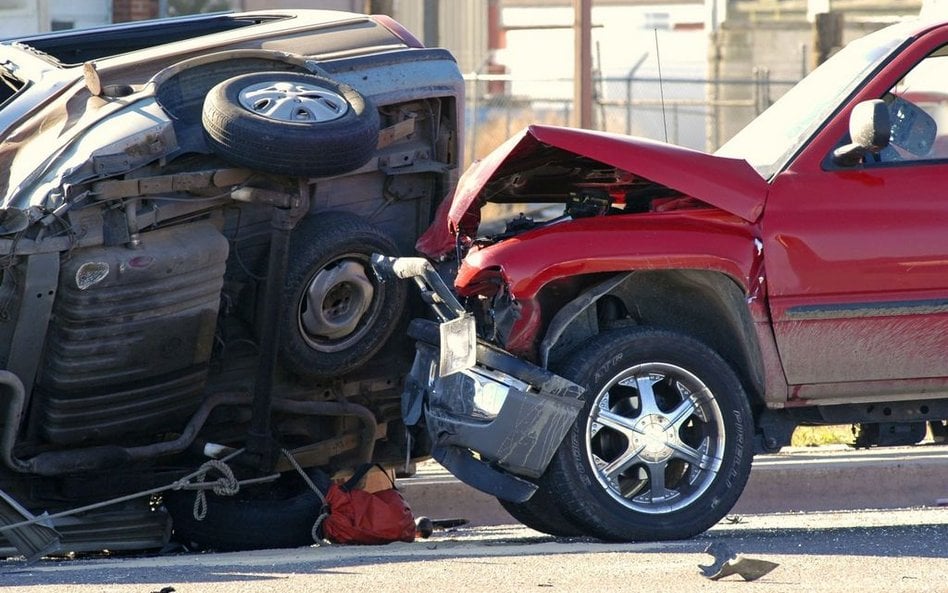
3,507,946,593
401,444,948,525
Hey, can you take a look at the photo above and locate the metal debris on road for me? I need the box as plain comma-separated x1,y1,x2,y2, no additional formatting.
698,542,779,581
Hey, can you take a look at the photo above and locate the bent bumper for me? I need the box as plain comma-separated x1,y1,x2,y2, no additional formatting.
406,319,583,480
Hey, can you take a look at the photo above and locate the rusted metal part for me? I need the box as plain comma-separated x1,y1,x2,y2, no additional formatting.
1,384,378,476
377,116,416,149
245,181,312,471
273,423,387,473
699,542,779,581
270,399,380,469
91,168,253,200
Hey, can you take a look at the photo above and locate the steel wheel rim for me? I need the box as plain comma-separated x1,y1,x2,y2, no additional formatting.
238,80,349,123
584,362,726,515
298,255,380,352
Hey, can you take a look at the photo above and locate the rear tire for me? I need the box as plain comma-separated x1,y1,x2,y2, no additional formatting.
280,212,406,379
544,328,754,541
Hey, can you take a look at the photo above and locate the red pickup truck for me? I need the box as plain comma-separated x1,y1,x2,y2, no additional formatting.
379,17,948,541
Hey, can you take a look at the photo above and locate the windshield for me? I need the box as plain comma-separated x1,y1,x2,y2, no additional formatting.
715,21,918,179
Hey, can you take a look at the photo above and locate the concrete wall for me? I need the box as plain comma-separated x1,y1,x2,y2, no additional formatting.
708,8,918,148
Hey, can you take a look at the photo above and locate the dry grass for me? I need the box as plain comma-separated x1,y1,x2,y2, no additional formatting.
470,109,572,225
790,425,855,447
469,106,569,166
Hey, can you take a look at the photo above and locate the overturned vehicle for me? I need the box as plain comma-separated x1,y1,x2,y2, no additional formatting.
0,10,462,557
381,17,948,541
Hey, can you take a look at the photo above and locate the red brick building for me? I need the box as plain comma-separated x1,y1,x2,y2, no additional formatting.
113,0,158,22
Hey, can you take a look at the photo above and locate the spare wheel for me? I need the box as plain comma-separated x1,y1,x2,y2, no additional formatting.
202,71,379,177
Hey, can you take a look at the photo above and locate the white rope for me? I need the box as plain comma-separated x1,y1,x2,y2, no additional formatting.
171,458,240,521
281,449,330,545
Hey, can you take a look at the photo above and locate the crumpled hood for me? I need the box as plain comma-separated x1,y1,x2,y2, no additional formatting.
417,124,767,258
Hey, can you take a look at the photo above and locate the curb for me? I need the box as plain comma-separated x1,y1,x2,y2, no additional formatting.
397,445,948,526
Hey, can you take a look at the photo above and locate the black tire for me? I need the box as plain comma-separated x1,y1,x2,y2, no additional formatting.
164,487,324,551
280,212,406,378
498,486,583,537
543,328,754,541
202,71,379,177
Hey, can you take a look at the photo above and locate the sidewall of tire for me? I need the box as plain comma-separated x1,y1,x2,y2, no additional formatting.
498,486,584,537
165,488,322,551
202,71,379,177
545,328,754,541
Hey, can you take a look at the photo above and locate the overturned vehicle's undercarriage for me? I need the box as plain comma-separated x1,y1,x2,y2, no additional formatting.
0,10,462,557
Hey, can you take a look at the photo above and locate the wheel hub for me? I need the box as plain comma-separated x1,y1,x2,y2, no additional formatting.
238,80,349,123
585,362,726,514
301,259,374,342
631,414,677,463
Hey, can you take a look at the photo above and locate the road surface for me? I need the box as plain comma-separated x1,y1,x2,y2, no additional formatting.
3,507,946,593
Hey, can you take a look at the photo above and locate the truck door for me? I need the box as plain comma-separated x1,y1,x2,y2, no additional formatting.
764,38,948,395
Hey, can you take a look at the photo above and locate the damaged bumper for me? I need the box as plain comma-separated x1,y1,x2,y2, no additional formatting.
373,255,584,501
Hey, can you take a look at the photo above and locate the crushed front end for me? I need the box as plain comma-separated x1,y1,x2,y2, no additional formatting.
375,124,767,507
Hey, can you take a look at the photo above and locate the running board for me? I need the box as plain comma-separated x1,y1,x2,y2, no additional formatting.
0,489,60,562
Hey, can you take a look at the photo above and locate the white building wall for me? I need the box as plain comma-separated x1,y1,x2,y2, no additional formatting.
0,0,46,36
241,0,364,11
0,0,110,37
49,0,111,30
394,0,486,73
438,0,487,74
237,0,487,73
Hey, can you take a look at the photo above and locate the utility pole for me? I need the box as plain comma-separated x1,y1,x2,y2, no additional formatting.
573,0,593,129
813,11,844,68
423,0,439,48
37,0,49,31
365,0,394,16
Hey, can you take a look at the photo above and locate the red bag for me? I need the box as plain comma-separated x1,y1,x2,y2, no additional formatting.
320,464,415,545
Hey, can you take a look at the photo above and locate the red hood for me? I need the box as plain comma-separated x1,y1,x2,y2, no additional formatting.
417,125,767,258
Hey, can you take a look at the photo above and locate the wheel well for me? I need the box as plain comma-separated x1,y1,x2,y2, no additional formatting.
544,269,765,405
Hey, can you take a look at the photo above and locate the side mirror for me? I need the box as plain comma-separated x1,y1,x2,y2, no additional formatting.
832,99,891,166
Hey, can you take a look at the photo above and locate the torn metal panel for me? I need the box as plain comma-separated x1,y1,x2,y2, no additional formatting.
699,542,779,582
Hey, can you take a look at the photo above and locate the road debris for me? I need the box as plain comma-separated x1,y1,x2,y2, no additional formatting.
415,517,434,539
698,542,779,581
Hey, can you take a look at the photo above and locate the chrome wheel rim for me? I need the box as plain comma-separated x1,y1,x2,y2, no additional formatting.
585,362,726,515
238,80,349,123
298,256,378,352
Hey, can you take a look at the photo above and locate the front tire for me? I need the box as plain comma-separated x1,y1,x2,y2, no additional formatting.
497,486,583,537
544,328,753,541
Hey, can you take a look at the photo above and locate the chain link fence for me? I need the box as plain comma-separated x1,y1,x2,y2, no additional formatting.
463,72,798,166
